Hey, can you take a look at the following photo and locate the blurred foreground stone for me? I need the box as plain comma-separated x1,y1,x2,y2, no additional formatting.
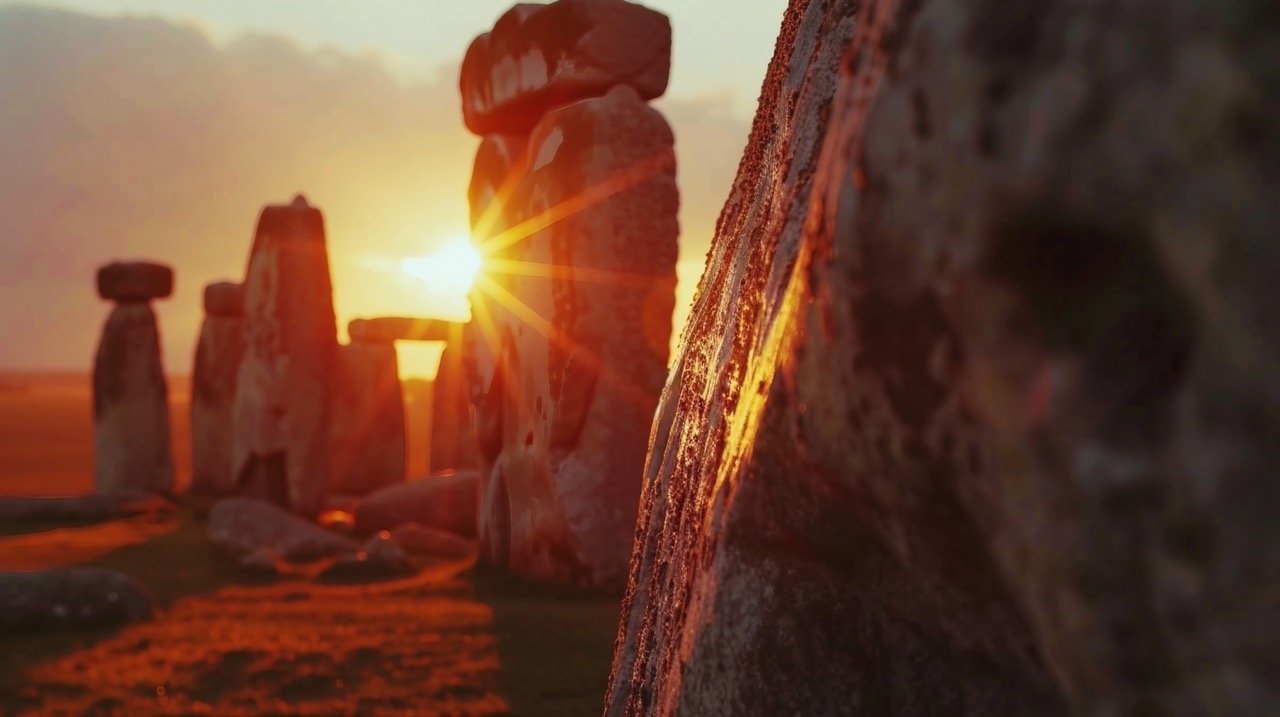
608,0,1280,714
0,568,152,630
331,332,405,497
0,493,174,522
93,261,175,496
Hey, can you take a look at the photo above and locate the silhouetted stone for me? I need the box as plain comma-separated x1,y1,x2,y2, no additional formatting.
429,344,476,474
348,316,460,344
353,471,478,538
202,281,245,316
470,84,677,588
461,0,671,135
609,0,1280,714
93,300,174,496
232,195,338,516
96,261,173,302
331,342,405,496
207,498,356,561
191,281,245,496
0,568,152,630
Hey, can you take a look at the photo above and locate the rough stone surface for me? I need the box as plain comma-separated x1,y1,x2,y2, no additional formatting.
388,523,477,559
331,342,406,496
191,288,246,496
608,0,1280,715
207,498,357,561
96,261,173,302
467,84,677,588
93,302,174,496
348,317,460,344
0,493,174,522
0,568,152,630
353,471,478,538
232,195,338,516
202,281,245,316
461,0,671,135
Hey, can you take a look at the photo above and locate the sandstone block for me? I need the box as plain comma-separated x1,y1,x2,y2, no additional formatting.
331,342,406,496
0,568,152,630
96,261,173,302
191,298,245,496
461,0,671,135
232,195,338,516
203,281,245,316
348,316,461,344
207,498,357,561
93,302,174,496
353,470,478,538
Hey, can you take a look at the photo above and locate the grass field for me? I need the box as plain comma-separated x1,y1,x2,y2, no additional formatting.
0,373,620,716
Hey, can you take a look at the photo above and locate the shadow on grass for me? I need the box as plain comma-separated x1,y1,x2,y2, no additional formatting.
470,565,623,717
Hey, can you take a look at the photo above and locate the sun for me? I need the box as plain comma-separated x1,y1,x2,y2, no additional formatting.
400,237,484,296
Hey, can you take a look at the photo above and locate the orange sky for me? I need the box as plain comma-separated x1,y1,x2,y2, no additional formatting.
0,3,779,378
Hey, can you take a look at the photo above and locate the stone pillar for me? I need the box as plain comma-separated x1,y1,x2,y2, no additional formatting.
93,261,175,496
331,322,406,498
232,195,338,516
190,281,245,496
460,0,677,588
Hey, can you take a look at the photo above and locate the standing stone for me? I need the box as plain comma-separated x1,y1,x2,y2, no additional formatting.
463,0,679,592
608,0,1280,715
232,195,338,516
460,0,672,135
429,342,476,475
331,331,406,497
190,281,245,496
93,261,174,496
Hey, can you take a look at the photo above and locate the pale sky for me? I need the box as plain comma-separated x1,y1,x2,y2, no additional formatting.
0,1,786,377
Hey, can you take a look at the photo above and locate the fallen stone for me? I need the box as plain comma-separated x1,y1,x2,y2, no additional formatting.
0,568,152,630
93,301,174,496
609,0,1280,714
348,317,461,344
353,471,478,538
191,284,246,496
0,493,174,522
331,342,405,496
232,194,338,516
470,84,677,588
324,532,414,577
388,523,477,559
96,261,173,302
461,0,671,135
207,498,356,561
202,281,245,317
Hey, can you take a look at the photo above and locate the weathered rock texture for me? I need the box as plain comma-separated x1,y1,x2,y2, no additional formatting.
463,8,678,587
460,0,671,135
331,339,406,496
232,195,338,516
609,0,1280,715
191,281,245,496
0,568,152,630
93,262,175,496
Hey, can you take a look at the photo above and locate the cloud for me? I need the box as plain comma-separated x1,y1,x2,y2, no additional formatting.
0,5,750,375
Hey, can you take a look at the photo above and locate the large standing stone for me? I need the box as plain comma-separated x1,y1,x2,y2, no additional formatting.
232,195,338,516
429,342,476,475
608,0,1280,715
460,0,672,135
331,338,406,496
471,84,677,588
93,262,175,497
191,281,245,496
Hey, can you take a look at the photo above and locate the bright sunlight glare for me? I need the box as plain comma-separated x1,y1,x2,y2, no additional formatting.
400,238,483,296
